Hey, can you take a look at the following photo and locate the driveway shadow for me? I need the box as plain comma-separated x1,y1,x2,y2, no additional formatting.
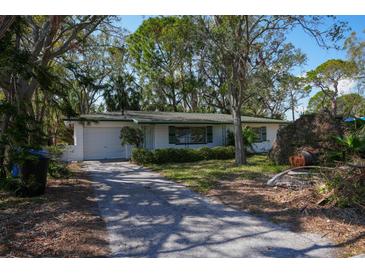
83,161,338,258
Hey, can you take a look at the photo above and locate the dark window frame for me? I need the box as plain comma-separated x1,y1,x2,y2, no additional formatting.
251,126,267,143
169,126,211,145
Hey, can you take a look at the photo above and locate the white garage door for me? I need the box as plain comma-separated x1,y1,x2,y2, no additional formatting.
83,127,126,160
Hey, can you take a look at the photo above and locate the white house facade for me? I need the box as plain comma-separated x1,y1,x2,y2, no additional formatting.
61,111,289,161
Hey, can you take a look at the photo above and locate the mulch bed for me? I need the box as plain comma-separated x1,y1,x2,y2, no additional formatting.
207,179,365,257
0,169,110,257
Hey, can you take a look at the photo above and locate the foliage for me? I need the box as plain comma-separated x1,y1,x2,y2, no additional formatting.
306,59,358,116
307,90,333,114
0,16,109,183
104,44,141,112
244,45,307,120
147,154,287,193
120,126,144,147
46,146,71,179
308,91,365,117
335,130,365,161
226,126,257,151
131,146,235,165
337,93,365,117
63,38,110,115
319,167,365,208
345,28,365,92
131,148,155,165
196,15,346,165
127,16,199,112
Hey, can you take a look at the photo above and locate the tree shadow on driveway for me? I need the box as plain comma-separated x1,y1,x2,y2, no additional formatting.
83,161,338,258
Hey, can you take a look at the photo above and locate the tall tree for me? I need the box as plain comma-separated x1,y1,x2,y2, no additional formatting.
127,16,197,112
0,16,108,177
246,43,307,119
197,16,345,164
308,91,365,117
345,29,365,93
62,34,111,114
306,59,358,116
104,44,141,113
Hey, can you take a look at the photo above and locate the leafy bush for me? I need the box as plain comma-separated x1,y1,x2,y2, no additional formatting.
131,148,155,165
335,132,365,160
46,145,71,179
198,147,214,160
227,126,257,151
132,146,235,165
48,161,70,178
210,146,235,159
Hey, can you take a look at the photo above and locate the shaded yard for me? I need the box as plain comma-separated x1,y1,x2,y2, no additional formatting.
148,155,365,257
148,154,287,193
0,165,110,257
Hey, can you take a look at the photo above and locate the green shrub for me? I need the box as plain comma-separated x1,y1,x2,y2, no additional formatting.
227,127,257,152
210,146,235,159
131,148,155,165
198,147,214,160
48,160,71,179
131,146,235,165
46,145,71,179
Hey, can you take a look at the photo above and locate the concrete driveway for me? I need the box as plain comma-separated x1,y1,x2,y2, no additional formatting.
81,160,337,258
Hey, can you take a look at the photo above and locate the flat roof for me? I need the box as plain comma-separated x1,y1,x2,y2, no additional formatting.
65,111,290,124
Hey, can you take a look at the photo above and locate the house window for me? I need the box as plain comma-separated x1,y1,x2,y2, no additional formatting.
169,126,210,145
251,127,267,143
207,126,213,143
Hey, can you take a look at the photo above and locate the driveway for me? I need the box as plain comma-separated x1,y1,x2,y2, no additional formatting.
81,161,337,258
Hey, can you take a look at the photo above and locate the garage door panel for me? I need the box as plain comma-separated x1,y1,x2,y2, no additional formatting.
84,127,125,160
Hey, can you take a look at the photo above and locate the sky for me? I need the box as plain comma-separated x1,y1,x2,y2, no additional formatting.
118,15,365,119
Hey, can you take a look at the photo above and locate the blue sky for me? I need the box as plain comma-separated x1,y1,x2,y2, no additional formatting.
119,15,365,119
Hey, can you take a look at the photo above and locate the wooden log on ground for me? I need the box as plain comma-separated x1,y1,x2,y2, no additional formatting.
267,166,334,186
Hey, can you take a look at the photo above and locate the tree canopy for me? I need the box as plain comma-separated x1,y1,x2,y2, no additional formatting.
308,91,365,117
0,15,353,169
306,59,358,116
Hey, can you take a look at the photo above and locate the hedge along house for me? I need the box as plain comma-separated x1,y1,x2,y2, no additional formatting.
62,111,289,161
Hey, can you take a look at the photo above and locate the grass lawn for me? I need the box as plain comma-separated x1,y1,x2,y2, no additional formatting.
148,154,287,193
147,154,364,257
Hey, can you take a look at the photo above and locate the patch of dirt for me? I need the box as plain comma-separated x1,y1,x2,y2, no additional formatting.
0,166,110,257
207,179,365,257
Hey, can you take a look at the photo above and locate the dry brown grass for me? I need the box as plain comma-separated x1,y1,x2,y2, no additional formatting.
207,179,365,257
0,165,110,257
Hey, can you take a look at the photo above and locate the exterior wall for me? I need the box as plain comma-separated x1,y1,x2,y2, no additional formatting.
225,123,280,153
61,122,84,161
61,120,281,161
62,121,134,161
153,124,225,149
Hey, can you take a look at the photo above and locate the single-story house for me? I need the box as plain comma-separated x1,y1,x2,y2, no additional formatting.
61,111,289,161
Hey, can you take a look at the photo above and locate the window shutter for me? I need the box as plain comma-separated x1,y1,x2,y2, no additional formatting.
168,126,176,144
261,127,267,141
207,126,213,143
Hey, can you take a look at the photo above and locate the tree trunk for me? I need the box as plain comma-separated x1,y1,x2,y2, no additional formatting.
232,107,246,165
0,112,10,178
332,83,338,117
290,92,295,121
331,97,337,117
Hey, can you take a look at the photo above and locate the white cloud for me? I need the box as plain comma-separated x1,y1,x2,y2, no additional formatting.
338,79,358,95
